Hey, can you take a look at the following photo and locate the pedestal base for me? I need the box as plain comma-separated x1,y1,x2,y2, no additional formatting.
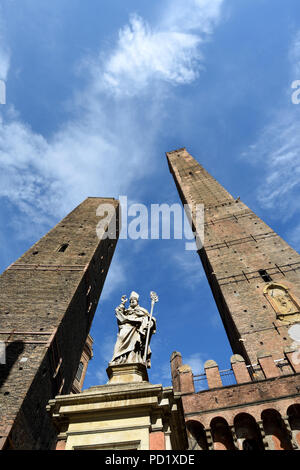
47,378,188,450
106,362,149,384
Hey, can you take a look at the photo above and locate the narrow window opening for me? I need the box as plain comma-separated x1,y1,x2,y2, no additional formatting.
75,362,84,382
258,269,272,282
58,243,69,253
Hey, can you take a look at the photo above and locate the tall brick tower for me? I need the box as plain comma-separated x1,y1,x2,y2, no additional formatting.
0,197,119,450
166,148,300,366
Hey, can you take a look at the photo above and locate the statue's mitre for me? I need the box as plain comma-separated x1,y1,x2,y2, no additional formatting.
130,291,139,300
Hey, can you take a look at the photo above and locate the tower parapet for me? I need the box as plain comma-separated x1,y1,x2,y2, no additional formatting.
171,351,300,450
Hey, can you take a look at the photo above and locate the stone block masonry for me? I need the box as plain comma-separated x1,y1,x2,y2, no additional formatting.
0,197,119,449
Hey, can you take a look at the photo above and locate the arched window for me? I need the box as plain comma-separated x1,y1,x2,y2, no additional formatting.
234,413,264,450
58,243,69,253
210,417,236,450
261,409,293,450
186,420,208,450
287,404,300,449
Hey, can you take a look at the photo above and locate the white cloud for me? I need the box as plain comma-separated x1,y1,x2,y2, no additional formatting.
100,1,224,96
287,223,300,251
155,360,173,381
161,0,224,34
0,15,9,80
289,29,300,77
98,334,116,363
0,1,224,232
0,98,157,229
184,352,206,375
101,15,202,96
0,47,9,81
250,110,300,218
92,334,116,385
171,248,205,288
100,253,126,301
243,30,300,220
95,369,107,385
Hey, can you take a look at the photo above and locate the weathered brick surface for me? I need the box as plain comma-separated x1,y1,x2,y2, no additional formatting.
170,351,183,392
231,355,252,384
174,355,300,449
149,431,166,450
0,197,119,449
257,352,280,379
204,361,222,389
181,374,300,428
167,148,300,365
71,335,93,393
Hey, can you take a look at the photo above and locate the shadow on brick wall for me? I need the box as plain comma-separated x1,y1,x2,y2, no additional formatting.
0,341,25,389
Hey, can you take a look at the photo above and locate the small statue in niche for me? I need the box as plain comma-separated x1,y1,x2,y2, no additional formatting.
265,284,300,324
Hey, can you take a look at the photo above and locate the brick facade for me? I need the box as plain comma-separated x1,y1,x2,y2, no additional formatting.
171,351,300,450
71,335,93,394
0,197,119,449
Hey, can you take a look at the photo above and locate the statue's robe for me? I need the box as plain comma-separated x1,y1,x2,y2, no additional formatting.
111,304,156,367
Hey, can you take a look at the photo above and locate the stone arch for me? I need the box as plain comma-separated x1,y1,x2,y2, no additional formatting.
185,420,208,450
261,408,293,450
287,404,300,449
234,413,264,450
210,417,236,450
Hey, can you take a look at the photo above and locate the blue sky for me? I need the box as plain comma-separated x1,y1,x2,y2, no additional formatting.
0,0,300,388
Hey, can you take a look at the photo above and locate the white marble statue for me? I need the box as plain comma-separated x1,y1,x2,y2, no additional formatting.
110,291,158,368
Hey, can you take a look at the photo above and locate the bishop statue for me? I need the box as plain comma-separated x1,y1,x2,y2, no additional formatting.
110,291,158,368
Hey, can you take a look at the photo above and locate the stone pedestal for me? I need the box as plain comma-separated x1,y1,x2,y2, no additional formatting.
47,363,188,451
106,362,149,384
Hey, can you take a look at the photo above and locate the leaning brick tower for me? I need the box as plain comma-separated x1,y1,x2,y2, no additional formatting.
0,197,119,450
166,148,300,366
167,148,300,451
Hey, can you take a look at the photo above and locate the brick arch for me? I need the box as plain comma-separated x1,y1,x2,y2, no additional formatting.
234,413,264,450
210,417,236,451
185,420,208,451
261,408,293,450
287,404,300,449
